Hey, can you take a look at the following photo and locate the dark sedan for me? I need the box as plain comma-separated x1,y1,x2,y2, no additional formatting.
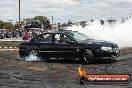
19,30,120,63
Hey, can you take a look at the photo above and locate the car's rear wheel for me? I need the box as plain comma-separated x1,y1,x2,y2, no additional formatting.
29,49,52,61
25,50,42,61
82,49,95,63
29,50,39,56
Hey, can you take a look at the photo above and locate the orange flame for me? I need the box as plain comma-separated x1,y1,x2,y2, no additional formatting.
78,66,86,76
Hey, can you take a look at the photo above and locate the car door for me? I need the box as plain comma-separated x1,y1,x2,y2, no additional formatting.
53,33,80,59
34,33,54,58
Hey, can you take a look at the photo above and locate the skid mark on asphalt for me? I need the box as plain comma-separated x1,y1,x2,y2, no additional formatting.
22,66,47,71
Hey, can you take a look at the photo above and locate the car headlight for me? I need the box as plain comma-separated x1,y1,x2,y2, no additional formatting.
101,46,112,51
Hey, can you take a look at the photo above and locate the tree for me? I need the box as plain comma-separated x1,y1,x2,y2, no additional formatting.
23,18,31,24
0,20,4,29
21,15,51,30
3,22,14,31
34,16,51,29
34,16,47,21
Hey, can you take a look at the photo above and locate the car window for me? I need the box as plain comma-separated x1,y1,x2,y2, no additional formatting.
36,34,52,43
68,31,92,41
55,34,71,44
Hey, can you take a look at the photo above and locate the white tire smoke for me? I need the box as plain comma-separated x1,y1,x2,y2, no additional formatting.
66,19,132,48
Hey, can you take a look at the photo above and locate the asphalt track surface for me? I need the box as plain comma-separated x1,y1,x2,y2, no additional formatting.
0,48,132,88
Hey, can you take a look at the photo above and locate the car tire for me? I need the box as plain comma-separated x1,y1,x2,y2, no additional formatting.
29,50,50,61
29,50,39,57
82,49,95,63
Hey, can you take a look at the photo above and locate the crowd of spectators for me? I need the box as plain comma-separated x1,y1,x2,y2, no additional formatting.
0,29,21,39
0,19,51,40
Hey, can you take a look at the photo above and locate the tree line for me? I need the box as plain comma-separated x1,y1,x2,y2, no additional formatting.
0,15,51,31
20,16,51,30
0,20,14,31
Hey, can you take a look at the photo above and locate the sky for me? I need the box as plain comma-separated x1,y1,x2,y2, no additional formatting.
0,0,132,23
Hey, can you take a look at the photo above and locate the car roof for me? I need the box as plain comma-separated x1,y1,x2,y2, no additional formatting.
44,30,72,34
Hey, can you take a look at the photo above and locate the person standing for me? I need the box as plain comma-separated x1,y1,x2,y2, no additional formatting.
22,31,30,41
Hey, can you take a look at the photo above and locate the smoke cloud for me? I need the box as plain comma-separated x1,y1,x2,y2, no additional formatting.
66,19,132,48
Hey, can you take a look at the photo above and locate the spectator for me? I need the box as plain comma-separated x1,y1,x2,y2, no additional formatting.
100,20,104,25
22,31,30,41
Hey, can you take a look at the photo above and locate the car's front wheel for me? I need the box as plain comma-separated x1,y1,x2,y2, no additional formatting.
82,49,95,63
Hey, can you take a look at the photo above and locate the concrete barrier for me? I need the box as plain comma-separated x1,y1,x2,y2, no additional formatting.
0,38,22,51
0,47,19,51
0,37,23,42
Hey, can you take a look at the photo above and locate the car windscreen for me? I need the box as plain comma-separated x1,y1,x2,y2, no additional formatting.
68,31,92,41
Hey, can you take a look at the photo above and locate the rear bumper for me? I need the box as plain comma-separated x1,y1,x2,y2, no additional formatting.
19,48,28,57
